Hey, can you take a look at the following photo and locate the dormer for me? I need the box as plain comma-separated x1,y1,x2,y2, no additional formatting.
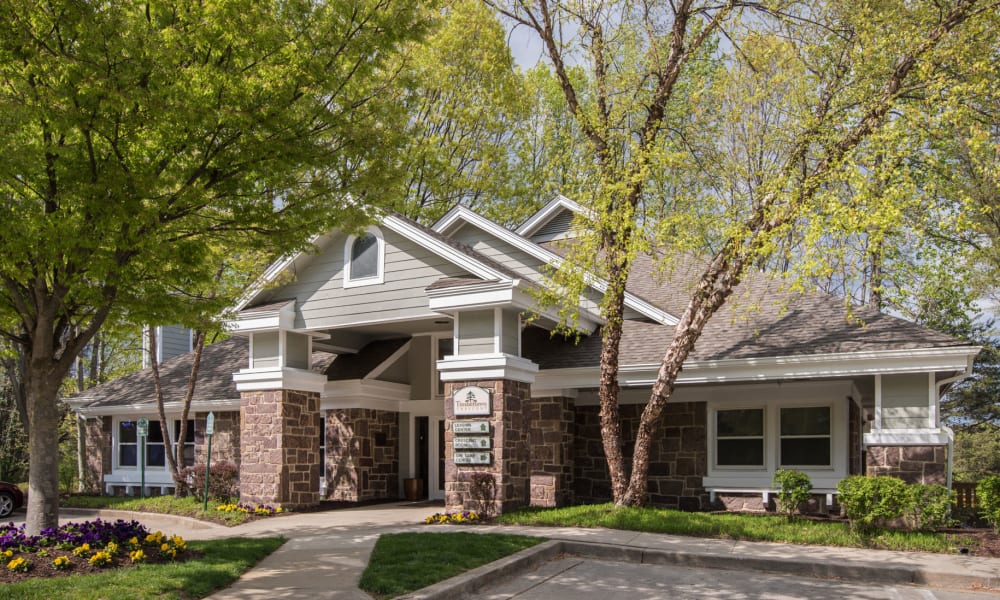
515,195,591,243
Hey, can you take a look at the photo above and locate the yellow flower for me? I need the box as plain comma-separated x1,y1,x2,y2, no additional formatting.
1,549,12,559
128,536,140,548
89,551,113,567
52,556,70,570
129,549,146,564
106,541,119,555
160,543,170,552
7,557,30,572
72,543,91,557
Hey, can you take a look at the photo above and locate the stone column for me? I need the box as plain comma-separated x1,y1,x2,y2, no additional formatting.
529,395,575,507
239,389,320,508
865,445,947,484
445,379,531,515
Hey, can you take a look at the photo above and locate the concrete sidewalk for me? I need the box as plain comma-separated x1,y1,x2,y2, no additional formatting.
29,505,1000,599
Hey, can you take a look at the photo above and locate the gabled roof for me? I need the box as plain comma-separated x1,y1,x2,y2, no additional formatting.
234,211,524,314
433,203,678,326
523,253,972,369
514,195,593,238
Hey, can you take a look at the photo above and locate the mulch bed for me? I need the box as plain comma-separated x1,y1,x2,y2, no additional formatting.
0,548,200,584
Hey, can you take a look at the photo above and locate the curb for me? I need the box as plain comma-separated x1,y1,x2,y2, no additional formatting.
60,508,226,530
398,540,563,599
401,539,998,598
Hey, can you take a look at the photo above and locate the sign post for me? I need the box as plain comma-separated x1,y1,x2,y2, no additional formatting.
203,412,215,512
136,418,149,498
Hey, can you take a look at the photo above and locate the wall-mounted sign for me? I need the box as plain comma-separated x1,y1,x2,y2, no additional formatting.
453,386,492,416
453,420,489,435
454,451,491,465
453,436,490,449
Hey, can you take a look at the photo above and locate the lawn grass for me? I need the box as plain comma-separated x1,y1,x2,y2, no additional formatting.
496,503,975,553
1,537,284,600
61,495,256,526
359,532,543,599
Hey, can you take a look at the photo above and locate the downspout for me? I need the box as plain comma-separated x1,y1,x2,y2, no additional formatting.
935,356,975,491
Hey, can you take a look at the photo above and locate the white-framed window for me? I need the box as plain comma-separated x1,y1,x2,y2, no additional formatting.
116,418,194,469
715,408,765,468
118,420,138,467
779,406,831,467
343,226,385,287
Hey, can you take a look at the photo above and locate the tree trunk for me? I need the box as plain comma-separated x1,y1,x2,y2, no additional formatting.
24,364,63,534
148,328,180,483
599,260,629,502
174,330,206,496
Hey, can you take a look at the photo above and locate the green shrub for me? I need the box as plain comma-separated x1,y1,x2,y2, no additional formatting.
905,484,953,531
773,469,812,517
977,475,1000,533
837,475,909,532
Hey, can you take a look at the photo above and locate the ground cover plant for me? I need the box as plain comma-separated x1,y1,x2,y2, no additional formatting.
496,504,988,555
359,532,542,599
62,495,285,526
0,536,283,599
0,518,195,584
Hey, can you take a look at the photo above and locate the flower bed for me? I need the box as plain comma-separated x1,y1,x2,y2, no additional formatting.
0,519,196,583
215,503,285,516
423,511,480,525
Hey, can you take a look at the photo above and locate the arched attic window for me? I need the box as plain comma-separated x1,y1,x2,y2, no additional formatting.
343,227,385,287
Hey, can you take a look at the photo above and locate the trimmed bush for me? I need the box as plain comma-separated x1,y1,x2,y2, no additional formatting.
773,469,812,517
905,484,953,531
977,475,1000,533
180,462,239,502
837,475,909,532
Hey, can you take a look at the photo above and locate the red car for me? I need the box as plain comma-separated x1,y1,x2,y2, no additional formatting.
0,482,24,518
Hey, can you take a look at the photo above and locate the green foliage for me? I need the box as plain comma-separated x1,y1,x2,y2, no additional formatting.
905,484,953,532
62,494,257,526
773,470,813,518
836,476,910,532
0,371,27,482
359,532,543,598
497,503,969,554
977,475,1000,534
953,427,1000,481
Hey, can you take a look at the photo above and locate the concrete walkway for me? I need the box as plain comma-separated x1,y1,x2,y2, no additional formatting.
14,504,1000,599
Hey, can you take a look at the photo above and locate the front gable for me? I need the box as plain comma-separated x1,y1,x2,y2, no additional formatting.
254,226,476,332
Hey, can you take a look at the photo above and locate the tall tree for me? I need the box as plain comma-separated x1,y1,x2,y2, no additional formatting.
491,0,995,505
396,0,531,225
0,0,431,534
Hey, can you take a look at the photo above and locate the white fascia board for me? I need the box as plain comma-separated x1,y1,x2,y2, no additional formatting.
382,214,511,282
514,195,593,237
233,367,327,393
73,399,240,417
321,379,411,412
427,279,601,332
437,353,539,383
432,206,677,327
864,430,952,445
227,302,297,334
231,234,325,312
533,346,982,390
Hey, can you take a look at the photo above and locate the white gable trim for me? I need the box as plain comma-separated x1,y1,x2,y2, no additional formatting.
433,205,678,326
232,214,513,314
514,195,593,237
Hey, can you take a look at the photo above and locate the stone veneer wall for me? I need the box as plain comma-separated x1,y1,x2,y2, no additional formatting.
325,408,400,502
240,389,320,508
445,379,531,515
865,445,947,484
82,416,112,494
574,401,709,510
529,396,575,507
194,411,241,467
